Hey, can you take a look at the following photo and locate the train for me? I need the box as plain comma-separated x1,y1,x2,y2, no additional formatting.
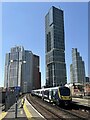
31,86,72,106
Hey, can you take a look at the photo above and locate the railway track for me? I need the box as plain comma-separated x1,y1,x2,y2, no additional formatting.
55,104,90,120
26,94,89,120
26,94,62,120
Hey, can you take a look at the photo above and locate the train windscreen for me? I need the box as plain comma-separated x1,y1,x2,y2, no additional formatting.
59,87,70,96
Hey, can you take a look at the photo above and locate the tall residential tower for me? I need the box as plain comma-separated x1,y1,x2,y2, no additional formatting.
45,6,67,87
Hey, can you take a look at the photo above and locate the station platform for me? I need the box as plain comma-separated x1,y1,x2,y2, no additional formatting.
72,97,90,107
0,96,45,120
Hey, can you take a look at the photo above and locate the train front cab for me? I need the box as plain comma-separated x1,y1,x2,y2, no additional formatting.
58,87,72,106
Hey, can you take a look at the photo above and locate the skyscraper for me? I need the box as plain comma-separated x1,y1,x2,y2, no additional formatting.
45,6,67,87
70,48,85,84
4,46,41,93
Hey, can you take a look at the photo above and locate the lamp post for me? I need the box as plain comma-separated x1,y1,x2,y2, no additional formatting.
11,59,26,118
5,63,11,111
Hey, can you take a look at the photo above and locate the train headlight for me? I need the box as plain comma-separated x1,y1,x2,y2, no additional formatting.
61,96,65,100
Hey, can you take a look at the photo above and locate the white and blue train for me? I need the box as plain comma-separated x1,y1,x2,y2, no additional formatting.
31,86,72,106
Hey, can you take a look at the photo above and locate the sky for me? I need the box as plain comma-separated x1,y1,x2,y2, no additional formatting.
1,2,88,87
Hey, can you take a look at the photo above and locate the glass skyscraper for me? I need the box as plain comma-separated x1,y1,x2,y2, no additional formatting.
70,48,85,84
4,46,24,88
45,6,67,87
4,46,41,93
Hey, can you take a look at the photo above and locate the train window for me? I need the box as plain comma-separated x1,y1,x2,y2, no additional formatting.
44,90,49,98
59,87,70,96
52,89,57,96
44,90,49,95
53,90,56,96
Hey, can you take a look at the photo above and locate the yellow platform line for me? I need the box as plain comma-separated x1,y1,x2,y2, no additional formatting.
23,102,32,120
0,112,7,120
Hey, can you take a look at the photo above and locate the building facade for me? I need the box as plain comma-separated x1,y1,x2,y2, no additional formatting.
70,64,73,83
85,77,90,83
32,55,41,89
70,48,85,84
45,6,67,87
4,46,41,93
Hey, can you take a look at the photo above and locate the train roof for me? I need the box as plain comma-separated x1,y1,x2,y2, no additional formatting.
32,86,68,92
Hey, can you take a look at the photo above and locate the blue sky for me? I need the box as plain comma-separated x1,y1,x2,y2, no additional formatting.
1,2,88,87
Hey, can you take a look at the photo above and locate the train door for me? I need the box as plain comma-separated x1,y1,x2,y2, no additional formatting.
51,90,53,100
49,90,52,100
41,90,44,100
49,90,54,100
44,90,49,99
52,89,57,102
